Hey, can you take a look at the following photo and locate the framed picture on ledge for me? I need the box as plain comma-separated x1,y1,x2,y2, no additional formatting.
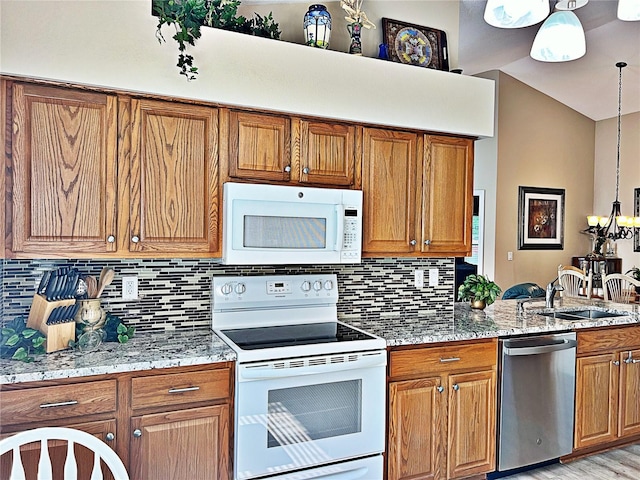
381,18,449,71
518,186,565,250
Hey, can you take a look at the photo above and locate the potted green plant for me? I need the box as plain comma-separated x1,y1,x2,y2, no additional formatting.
626,266,640,294
153,0,281,80
457,274,502,310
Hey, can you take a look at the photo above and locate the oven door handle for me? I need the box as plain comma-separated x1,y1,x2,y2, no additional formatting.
239,353,386,380
305,466,368,479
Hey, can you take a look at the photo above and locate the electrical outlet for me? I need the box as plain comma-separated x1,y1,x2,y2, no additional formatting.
429,268,439,287
414,269,424,288
122,276,138,300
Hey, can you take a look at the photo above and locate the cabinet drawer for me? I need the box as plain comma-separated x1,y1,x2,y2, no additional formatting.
389,340,497,379
0,380,117,427
131,367,231,410
578,325,640,355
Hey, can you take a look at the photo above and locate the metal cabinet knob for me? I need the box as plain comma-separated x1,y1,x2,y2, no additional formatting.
437,386,444,393
410,240,417,246
452,384,459,391
302,167,310,174
133,429,142,438
424,239,431,246
284,165,291,173
105,432,115,442
613,360,620,366
107,235,115,243
131,235,140,243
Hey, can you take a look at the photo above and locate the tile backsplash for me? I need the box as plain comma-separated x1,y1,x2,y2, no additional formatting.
1,258,454,333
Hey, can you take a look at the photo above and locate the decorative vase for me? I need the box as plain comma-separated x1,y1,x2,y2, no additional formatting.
470,299,486,310
74,298,106,351
304,4,331,49
347,22,362,55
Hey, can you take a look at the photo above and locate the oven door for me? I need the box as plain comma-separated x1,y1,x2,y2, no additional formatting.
235,351,386,480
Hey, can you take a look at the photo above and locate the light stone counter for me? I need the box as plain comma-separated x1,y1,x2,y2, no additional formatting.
0,330,236,384
2,297,638,385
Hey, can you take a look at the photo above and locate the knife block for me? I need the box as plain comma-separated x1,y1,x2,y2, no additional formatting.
27,294,77,353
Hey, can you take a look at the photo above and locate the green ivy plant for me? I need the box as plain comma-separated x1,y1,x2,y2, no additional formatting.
457,274,502,306
0,317,46,362
153,0,281,80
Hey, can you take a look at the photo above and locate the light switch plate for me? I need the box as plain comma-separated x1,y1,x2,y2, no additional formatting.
429,268,438,287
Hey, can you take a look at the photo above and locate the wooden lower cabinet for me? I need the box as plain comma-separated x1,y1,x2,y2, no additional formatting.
574,326,640,451
130,404,229,480
387,340,497,480
0,363,233,480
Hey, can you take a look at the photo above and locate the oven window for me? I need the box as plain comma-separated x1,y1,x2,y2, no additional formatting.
244,216,326,249
267,380,362,448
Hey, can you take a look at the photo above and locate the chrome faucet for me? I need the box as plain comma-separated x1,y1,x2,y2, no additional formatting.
545,278,564,308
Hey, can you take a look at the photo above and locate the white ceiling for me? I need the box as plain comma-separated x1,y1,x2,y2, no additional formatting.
459,0,640,121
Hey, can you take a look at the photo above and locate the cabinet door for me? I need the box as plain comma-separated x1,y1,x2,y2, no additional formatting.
574,353,619,449
447,370,496,480
228,110,291,182
362,128,420,254
296,119,357,186
1,419,118,480
619,349,640,438
129,99,219,254
130,404,230,480
10,83,118,255
388,378,445,480
421,136,473,255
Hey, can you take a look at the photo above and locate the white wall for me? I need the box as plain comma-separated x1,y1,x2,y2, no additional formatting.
0,0,494,137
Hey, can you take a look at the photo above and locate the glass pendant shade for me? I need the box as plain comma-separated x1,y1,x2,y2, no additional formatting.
484,0,550,28
304,4,332,49
530,11,586,62
618,0,640,21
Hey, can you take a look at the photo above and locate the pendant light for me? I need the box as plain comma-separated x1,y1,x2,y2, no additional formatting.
484,0,550,28
618,0,640,21
585,62,640,243
530,9,586,62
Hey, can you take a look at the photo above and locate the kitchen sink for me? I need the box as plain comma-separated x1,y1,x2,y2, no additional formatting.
537,309,629,321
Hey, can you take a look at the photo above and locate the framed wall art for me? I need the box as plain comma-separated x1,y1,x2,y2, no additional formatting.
635,187,639,252
518,186,565,250
381,18,449,71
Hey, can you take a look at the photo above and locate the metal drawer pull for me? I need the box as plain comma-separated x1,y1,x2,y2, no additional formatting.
439,357,461,363
168,386,200,394
39,400,78,409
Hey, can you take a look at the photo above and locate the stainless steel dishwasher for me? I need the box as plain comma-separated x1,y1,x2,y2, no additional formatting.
497,332,577,473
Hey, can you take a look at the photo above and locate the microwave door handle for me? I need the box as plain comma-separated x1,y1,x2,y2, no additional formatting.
301,466,368,480
335,205,345,250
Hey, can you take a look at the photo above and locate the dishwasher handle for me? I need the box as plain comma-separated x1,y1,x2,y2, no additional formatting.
503,338,577,356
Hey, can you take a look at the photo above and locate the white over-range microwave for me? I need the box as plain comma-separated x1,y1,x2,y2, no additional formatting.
222,182,363,265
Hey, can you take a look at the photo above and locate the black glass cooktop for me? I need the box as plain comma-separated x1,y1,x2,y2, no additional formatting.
221,322,376,350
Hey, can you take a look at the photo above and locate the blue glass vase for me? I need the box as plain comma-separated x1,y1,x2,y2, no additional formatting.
304,4,331,49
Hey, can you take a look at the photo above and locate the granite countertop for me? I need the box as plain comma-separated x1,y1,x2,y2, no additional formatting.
0,330,236,384
2,297,639,385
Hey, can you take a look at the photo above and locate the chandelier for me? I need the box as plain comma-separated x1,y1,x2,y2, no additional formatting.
484,0,640,62
584,62,640,245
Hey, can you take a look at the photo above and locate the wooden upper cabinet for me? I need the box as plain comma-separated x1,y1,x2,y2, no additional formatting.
227,110,291,182
361,128,420,254
422,135,474,255
9,83,118,256
294,119,358,186
128,98,219,255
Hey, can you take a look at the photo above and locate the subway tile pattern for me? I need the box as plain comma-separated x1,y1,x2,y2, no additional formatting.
1,258,454,334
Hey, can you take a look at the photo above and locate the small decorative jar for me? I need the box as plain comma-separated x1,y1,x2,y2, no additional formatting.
304,4,332,49
347,22,363,55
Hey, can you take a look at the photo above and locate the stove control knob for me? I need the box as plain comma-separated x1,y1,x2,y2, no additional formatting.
220,283,233,295
235,283,246,294
313,280,323,291
301,281,312,292
324,280,334,291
